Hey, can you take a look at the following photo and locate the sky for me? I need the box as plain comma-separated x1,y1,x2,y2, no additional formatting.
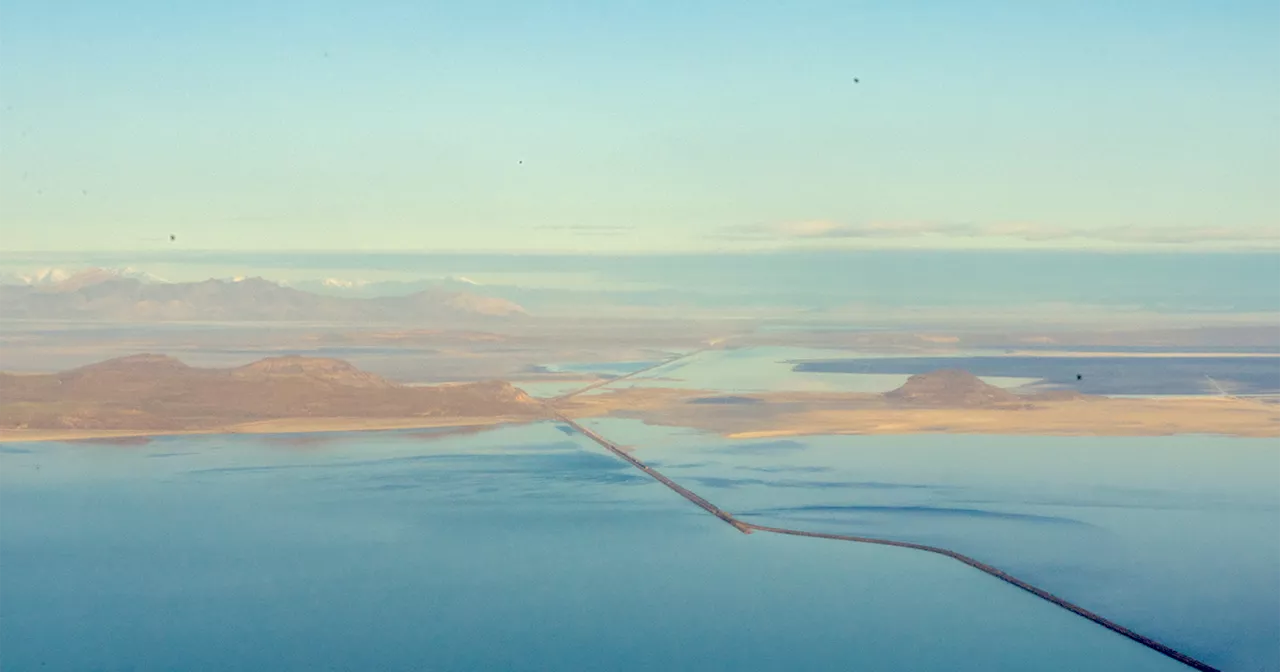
1,1,1277,253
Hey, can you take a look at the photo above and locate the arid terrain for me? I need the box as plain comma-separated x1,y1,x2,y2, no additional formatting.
3,357,1277,441
0,354,547,440
555,370,1280,438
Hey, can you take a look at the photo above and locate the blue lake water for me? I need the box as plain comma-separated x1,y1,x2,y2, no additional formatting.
578,419,1280,672
1,424,1193,672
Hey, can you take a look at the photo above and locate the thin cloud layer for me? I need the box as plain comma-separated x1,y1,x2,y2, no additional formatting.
722,220,1280,246
535,225,635,237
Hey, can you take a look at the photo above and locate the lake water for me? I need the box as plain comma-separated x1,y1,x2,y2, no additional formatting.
1,425,1193,672
577,418,1280,672
579,347,1039,394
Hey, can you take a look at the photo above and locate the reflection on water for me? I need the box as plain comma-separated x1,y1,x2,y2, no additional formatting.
585,418,1280,672
1,424,1187,672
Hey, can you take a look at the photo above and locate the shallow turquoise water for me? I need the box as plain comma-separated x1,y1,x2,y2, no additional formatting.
1,424,1190,671
581,419,1280,672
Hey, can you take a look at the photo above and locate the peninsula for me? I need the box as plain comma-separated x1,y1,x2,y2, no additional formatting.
0,354,547,442
554,369,1280,438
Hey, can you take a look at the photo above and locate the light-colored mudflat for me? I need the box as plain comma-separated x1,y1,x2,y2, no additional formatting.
721,400,1280,438
225,415,522,433
0,415,526,444
0,428,204,443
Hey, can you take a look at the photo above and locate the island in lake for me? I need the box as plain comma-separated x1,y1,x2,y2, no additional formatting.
0,354,547,441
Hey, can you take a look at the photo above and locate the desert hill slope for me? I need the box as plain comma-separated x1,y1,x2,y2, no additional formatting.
883,369,1023,407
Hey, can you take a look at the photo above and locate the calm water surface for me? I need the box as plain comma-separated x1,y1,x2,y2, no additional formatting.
1,424,1191,672
581,419,1280,672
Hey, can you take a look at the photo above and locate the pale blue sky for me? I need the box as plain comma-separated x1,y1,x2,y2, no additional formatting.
1,1,1277,252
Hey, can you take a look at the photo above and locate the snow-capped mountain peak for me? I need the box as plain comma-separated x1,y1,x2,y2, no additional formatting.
321,278,371,289
1,267,170,288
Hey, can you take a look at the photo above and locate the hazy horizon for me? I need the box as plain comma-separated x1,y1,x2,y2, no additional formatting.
3,2,1277,253
4,250,1277,316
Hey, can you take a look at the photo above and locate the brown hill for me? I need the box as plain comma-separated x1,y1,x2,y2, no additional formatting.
883,369,1022,407
0,354,545,431
0,276,527,323
230,357,395,389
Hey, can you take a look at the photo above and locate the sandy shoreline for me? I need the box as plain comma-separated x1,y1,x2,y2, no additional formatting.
0,415,534,444
6,390,1277,443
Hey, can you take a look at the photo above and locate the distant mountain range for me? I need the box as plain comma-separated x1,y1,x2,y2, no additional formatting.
290,276,486,298
0,266,170,287
0,269,528,322
0,266,777,318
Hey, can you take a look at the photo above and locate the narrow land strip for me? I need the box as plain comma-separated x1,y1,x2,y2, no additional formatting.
744,524,1219,672
550,340,726,402
555,413,1220,672
556,414,752,533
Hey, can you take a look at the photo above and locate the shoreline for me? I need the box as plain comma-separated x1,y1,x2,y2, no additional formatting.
5,392,1277,443
0,415,535,444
